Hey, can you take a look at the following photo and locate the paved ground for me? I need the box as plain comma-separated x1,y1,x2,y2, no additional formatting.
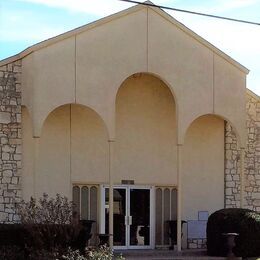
114,249,233,260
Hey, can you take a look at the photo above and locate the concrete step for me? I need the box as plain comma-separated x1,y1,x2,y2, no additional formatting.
114,249,231,260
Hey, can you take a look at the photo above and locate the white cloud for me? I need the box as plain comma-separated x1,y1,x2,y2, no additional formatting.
208,0,260,13
18,0,134,16
17,0,180,16
168,0,260,14
0,8,65,42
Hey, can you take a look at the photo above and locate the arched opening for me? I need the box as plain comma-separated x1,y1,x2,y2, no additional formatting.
35,104,109,198
115,73,177,184
114,73,177,248
182,114,240,248
183,114,225,220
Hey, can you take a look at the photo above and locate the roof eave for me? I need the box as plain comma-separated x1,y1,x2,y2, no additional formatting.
0,1,250,75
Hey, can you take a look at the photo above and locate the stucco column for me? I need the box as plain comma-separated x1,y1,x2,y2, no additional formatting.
33,137,40,198
177,144,183,251
240,147,245,208
108,140,115,248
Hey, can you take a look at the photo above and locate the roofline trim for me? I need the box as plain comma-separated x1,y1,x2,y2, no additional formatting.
247,88,260,100
0,3,145,67
148,5,249,74
0,2,249,74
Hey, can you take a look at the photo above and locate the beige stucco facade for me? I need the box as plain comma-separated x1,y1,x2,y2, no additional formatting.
0,2,254,251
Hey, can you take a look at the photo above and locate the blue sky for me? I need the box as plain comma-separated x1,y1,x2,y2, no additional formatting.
0,0,260,94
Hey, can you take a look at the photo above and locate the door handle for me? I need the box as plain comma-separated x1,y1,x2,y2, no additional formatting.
124,216,132,226
129,216,132,225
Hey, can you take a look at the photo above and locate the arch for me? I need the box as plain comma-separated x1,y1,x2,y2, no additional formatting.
182,114,228,220
114,72,178,184
39,103,109,140
115,72,178,115
35,103,110,197
183,113,242,147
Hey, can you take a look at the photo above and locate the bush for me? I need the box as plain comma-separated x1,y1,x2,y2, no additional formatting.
0,194,85,259
16,193,73,224
207,208,260,257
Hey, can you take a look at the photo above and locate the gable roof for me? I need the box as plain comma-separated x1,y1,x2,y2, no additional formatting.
0,1,249,74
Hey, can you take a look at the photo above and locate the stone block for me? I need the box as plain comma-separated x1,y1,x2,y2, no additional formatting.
8,184,18,190
225,188,232,195
0,212,9,222
2,177,11,184
15,145,21,154
2,153,10,160
0,136,8,144
4,190,14,197
231,169,237,174
0,112,11,124
2,145,15,153
226,181,235,188
11,177,18,184
3,170,12,177
4,197,10,203
245,186,253,192
13,214,20,222
247,175,255,181
15,84,21,92
226,175,232,181
7,63,13,72
3,164,12,170
16,113,21,123
252,193,260,200
253,199,260,206
188,243,198,249
226,160,234,169
9,138,20,145
233,175,240,181
13,154,21,161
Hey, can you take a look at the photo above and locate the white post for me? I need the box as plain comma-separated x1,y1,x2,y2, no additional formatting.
177,144,183,252
108,140,115,248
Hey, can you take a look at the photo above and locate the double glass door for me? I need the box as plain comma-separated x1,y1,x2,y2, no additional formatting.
100,185,153,249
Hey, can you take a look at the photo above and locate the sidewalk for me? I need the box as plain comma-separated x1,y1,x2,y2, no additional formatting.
114,249,230,260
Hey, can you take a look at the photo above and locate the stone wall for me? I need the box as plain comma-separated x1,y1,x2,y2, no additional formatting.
187,238,207,249
224,122,241,208
244,92,260,211
224,90,260,211
0,60,22,223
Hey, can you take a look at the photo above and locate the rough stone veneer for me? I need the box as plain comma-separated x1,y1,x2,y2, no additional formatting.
225,91,260,211
224,122,241,208
187,238,207,249
0,60,22,223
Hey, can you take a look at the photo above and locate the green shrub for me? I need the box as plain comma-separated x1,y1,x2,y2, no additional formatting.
16,193,73,224
207,208,260,257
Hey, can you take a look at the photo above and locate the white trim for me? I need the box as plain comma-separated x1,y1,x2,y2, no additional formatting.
100,184,155,250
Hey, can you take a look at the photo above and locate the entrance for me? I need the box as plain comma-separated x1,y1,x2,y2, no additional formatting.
100,185,154,249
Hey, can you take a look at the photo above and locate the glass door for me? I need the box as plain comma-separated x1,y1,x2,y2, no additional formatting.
129,188,151,248
104,187,127,248
100,185,154,249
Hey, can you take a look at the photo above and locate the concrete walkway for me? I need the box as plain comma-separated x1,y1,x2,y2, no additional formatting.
114,249,230,260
